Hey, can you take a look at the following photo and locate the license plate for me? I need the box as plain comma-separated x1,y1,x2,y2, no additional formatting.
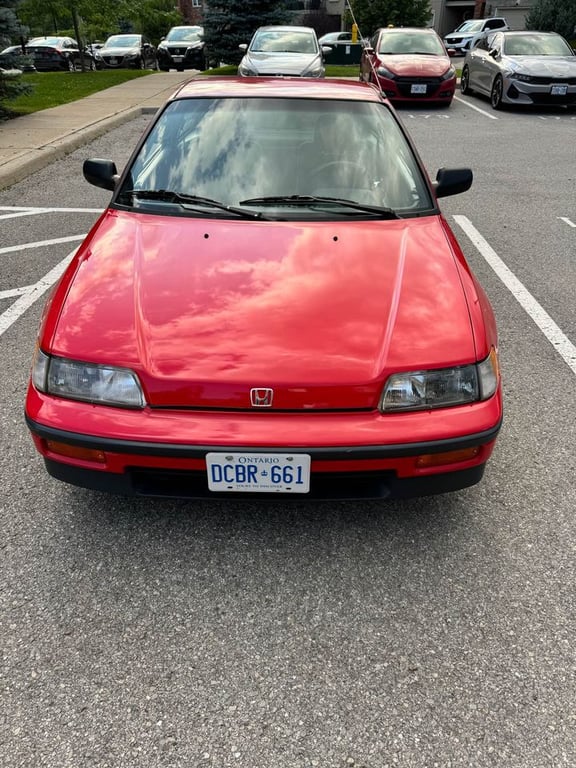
550,85,568,96
173,56,183,62
109,57,117,64
411,83,427,94
206,452,311,493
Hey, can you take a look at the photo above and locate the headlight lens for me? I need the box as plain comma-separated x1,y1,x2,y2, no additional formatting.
124,51,138,59
302,61,324,77
441,66,456,80
379,350,498,413
32,349,146,408
377,65,396,79
510,72,533,82
238,63,257,76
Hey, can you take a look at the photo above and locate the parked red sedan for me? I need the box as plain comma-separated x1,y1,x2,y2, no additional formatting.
25,77,501,499
360,27,456,106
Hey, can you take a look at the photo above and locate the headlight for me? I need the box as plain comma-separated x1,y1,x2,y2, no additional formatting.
377,66,396,79
157,43,167,51
302,60,324,77
32,349,146,408
379,350,499,413
510,72,534,82
238,62,257,76
441,66,456,80
124,51,138,59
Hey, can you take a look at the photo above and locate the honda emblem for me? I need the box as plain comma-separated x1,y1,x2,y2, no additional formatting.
250,388,274,407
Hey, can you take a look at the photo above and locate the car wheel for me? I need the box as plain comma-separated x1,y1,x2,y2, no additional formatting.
490,75,504,110
138,57,145,70
88,59,96,71
460,65,473,95
67,58,75,72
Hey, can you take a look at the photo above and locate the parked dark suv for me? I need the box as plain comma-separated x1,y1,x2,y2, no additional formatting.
157,26,206,71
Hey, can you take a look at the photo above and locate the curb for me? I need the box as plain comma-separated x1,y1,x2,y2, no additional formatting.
0,105,151,191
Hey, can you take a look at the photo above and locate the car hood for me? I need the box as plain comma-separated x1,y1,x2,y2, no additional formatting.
51,211,476,410
163,41,202,50
100,46,140,56
379,54,452,76
505,54,576,76
243,51,321,75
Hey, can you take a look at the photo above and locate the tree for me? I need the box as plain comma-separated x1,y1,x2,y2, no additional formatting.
348,0,432,39
525,0,576,41
202,0,292,67
0,0,31,118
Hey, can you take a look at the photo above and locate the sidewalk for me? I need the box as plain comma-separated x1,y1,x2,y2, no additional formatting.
0,71,194,190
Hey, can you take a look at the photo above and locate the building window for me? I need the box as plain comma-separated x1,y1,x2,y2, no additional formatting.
192,0,201,7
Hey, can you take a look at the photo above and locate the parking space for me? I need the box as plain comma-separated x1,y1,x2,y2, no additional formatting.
2,105,576,767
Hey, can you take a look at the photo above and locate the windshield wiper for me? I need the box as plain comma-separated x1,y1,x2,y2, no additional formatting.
240,195,399,219
121,190,268,220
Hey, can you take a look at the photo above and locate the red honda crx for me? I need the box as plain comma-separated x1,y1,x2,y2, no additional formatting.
25,77,501,499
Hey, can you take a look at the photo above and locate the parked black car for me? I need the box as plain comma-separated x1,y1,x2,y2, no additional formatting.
156,26,206,71
0,45,36,71
94,34,157,70
25,37,95,71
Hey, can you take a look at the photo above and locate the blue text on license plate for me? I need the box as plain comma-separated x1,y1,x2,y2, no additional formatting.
411,84,427,94
206,452,311,493
551,85,568,95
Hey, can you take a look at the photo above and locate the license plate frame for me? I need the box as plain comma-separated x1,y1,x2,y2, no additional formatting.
206,452,311,493
411,83,427,94
550,84,568,96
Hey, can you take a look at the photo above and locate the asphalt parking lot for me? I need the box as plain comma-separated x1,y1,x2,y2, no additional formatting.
1,95,576,766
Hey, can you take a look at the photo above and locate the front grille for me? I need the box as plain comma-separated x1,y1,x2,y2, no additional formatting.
102,55,124,65
396,77,442,97
523,76,576,85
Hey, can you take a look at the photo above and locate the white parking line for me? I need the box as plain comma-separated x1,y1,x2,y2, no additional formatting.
453,95,499,120
0,235,86,256
0,250,77,338
0,286,32,300
558,217,576,228
454,215,576,376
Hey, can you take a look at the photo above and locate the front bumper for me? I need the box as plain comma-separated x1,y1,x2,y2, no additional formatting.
503,78,576,106
26,388,502,499
157,48,204,70
375,75,455,103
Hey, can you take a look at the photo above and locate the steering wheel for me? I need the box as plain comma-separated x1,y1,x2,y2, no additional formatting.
309,160,367,183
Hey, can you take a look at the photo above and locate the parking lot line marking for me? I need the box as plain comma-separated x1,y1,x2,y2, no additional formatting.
0,235,86,256
0,250,77,339
453,96,499,120
0,286,32,300
454,215,576,376
558,217,576,228
0,206,103,213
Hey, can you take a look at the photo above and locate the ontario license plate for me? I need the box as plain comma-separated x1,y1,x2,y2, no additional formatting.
411,84,427,94
206,452,311,493
173,56,183,62
109,57,117,64
550,85,568,96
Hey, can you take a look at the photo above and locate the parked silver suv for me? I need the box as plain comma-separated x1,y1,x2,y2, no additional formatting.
444,17,509,55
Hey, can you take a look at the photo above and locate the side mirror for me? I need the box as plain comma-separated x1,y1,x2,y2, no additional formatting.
365,46,375,55
446,47,457,56
83,159,119,191
239,43,248,51
321,45,332,54
489,48,498,58
433,167,473,198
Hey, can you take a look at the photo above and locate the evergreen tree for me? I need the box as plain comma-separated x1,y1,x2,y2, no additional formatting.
349,0,432,39
525,0,576,42
202,0,292,67
0,0,31,119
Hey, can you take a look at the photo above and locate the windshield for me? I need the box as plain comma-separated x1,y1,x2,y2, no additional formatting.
378,31,445,55
104,36,140,48
119,97,432,219
250,30,318,54
166,27,203,43
454,21,484,33
502,33,574,56
28,37,67,46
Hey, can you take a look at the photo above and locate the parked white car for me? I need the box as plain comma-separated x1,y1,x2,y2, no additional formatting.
444,17,509,55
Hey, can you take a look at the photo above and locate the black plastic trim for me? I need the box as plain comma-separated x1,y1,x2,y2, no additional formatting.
26,414,502,461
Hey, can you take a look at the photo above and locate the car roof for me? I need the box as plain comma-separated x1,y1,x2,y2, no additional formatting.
377,27,439,34
173,76,386,103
